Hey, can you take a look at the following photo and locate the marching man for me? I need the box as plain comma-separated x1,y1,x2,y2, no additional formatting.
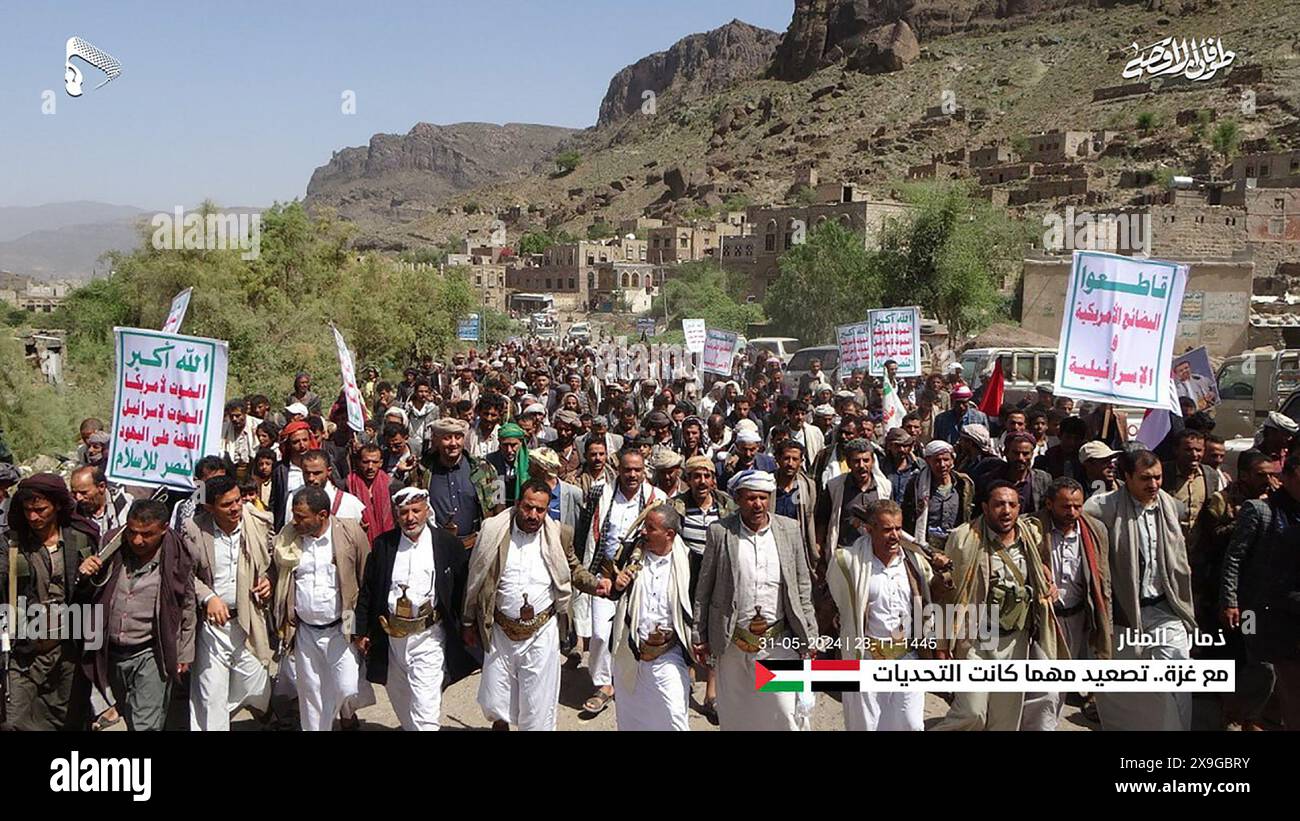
826,499,935,731
182,474,275,730
463,480,605,730
271,486,371,731
692,469,819,731
610,504,694,731
354,487,477,730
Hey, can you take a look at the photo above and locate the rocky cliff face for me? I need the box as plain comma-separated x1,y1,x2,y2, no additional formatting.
305,122,577,224
768,0,1210,80
597,19,781,127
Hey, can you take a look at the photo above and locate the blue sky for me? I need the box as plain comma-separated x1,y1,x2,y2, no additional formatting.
0,1,793,209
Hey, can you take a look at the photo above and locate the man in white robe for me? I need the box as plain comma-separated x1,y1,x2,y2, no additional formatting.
692,469,819,731
826,498,934,731
611,504,694,731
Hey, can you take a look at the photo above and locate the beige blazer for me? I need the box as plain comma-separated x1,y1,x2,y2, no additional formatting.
271,517,371,648
182,505,275,665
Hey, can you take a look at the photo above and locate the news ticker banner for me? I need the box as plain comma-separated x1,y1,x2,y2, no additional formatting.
1055,250,1188,411
755,659,1234,693
107,327,229,491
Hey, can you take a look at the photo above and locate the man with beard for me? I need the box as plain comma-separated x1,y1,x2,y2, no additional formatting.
487,423,527,509
300,450,365,523
812,414,861,485
902,441,976,555
575,436,616,495
1034,416,1089,483
932,482,1059,731
270,420,315,533
381,422,425,493
182,474,275,731
977,432,1052,513
880,429,920,505
1084,448,1196,731
549,410,583,482
714,424,776,490
81,500,195,731
464,481,605,730
347,444,395,546
692,469,819,731
70,465,133,538
1195,450,1278,730
1079,441,1121,499
355,487,476,730
466,393,506,460
678,416,710,462
610,504,695,731
450,363,480,408
1162,428,1224,540
932,386,989,445
648,448,685,497
816,439,891,564
221,399,262,480
286,372,322,417
423,417,501,549
1,474,99,730
827,499,935,731
573,448,668,715
772,441,818,574
779,401,825,470
403,379,439,463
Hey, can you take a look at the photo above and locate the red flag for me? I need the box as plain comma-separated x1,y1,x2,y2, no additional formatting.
978,362,1005,418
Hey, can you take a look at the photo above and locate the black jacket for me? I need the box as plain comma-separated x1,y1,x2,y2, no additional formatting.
354,524,479,686
1221,491,1300,661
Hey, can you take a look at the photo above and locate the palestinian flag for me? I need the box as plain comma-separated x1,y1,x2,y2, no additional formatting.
755,659,867,693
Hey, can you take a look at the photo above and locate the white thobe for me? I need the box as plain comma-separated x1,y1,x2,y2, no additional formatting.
293,528,364,732
478,526,561,730
613,551,690,731
385,528,447,731
843,553,923,732
588,489,643,688
716,521,802,731
191,522,272,730
324,484,366,521
282,465,304,524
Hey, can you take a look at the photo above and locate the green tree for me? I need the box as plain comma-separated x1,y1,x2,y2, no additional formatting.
1212,119,1241,161
653,260,763,334
764,220,879,345
555,150,582,175
587,221,614,240
1136,111,1159,132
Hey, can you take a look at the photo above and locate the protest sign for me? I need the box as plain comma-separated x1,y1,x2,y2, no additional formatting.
636,317,657,336
682,319,707,354
701,329,739,376
457,313,481,342
836,321,872,373
160,287,193,334
1055,250,1188,410
107,327,228,490
331,324,365,432
867,307,922,377
1172,346,1219,411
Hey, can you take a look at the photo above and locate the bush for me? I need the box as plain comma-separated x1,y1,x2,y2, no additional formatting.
1136,111,1159,132
555,150,581,175
1212,120,1241,160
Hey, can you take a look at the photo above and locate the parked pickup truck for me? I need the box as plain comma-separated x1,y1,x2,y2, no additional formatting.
1215,349,1300,439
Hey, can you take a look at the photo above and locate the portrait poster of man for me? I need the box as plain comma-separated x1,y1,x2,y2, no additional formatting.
1172,346,1219,411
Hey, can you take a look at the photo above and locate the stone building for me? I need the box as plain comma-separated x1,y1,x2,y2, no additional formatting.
0,273,71,313
1023,130,1117,164
1231,150,1300,184
646,222,738,264
504,238,647,311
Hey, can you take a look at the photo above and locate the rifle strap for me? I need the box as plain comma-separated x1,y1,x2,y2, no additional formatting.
6,546,16,633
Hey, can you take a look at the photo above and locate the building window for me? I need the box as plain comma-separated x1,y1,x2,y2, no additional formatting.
1276,197,1286,210
1269,217,1285,236
545,278,552,289
568,278,576,290
679,237,688,248
784,232,792,249
621,273,629,287
587,255,595,265
765,233,775,251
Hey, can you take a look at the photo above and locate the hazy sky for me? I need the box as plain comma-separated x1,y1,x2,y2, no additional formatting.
0,1,793,210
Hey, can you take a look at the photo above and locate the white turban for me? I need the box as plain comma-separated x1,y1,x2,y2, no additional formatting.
923,440,954,458
392,486,429,506
728,469,776,495
735,428,762,445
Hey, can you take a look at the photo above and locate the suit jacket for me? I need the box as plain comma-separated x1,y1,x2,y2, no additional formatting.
355,522,476,686
932,407,990,445
1084,488,1194,633
463,509,598,650
555,480,584,533
691,514,818,658
271,516,371,650
181,505,275,665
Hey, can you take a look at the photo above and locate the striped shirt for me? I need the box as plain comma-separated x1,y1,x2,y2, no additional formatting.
681,498,722,556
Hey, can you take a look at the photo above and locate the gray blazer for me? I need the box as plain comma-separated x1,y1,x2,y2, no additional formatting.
557,480,584,533
691,513,819,658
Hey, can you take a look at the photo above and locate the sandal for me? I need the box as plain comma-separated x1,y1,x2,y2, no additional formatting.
700,698,719,726
582,690,614,714
91,712,123,732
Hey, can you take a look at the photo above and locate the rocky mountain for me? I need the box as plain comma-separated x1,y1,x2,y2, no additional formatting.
0,201,147,244
768,0,1216,80
0,203,151,279
597,19,782,127
304,122,578,232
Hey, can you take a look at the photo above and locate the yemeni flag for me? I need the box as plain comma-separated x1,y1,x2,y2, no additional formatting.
977,361,1004,418
881,376,907,432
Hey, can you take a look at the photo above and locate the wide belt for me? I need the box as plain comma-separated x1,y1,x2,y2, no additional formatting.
861,635,912,661
380,603,441,639
730,617,785,653
494,603,557,642
1140,594,1167,608
637,627,679,661
1054,600,1086,617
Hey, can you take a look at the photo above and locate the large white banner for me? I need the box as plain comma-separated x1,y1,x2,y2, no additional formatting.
331,324,365,433
701,329,739,376
160,287,193,334
868,306,922,377
1055,250,1188,410
682,318,707,354
107,327,229,490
